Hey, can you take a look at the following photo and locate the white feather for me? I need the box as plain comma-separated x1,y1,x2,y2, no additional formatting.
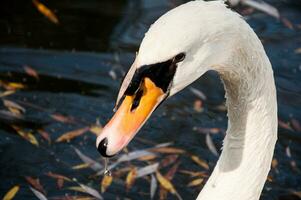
136,1,278,200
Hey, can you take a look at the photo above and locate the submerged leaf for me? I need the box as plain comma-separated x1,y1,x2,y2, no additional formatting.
3,100,26,113
23,65,39,80
136,163,159,178
79,184,103,200
150,147,185,154
101,175,113,193
56,127,89,143
242,0,280,19
126,168,137,191
74,147,103,171
3,185,19,200
32,0,59,24
30,187,48,200
12,126,39,146
25,176,45,194
0,90,15,98
37,129,51,144
206,134,218,156
160,155,178,168
150,174,157,200
45,172,71,181
51,114,75,124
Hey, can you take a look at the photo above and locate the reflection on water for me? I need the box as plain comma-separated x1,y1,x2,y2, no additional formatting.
0,0,301,200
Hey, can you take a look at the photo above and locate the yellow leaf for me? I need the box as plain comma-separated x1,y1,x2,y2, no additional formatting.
7,82,25,90
32,0,59,24
67,186,86,193
138,155,157,161
3,185,20,200
191,155,209,170
187,178,203,187
156,171,182,200
56,127,89,143
156,171,176,194
89,125,103,136
101,175,113,193
0,90,15,98
12,126,39,146
126,168,137,191
150,147,185,154
72,163,91,170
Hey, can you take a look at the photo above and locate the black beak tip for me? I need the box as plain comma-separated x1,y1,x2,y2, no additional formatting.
97,138,115,157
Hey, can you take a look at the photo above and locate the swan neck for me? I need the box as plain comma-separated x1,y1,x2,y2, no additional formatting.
198,43,277,200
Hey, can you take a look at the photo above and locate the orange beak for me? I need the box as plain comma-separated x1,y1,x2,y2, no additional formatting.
96,77,166,157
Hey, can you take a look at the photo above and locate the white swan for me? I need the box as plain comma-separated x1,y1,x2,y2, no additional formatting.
96,1,278,199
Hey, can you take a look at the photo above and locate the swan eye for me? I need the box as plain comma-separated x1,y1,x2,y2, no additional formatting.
174,53,185,63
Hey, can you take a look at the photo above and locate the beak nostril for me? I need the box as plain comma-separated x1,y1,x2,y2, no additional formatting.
97,138,114,157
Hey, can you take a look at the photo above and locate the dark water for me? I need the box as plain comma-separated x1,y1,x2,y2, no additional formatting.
0,0,301,199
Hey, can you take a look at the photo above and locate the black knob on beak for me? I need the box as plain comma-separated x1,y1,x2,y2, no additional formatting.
97,138,114,157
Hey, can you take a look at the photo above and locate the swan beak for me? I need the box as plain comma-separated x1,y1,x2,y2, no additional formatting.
96,77,166,157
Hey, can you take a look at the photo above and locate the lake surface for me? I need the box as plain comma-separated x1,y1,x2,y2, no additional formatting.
0,0,300,199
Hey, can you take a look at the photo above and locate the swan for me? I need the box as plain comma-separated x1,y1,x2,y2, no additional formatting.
96,1,278,199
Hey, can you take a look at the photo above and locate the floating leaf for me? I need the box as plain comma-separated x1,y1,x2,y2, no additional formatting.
191,155,209,170
160,155,178,168
29,187,48,200
278,119,293,131
32,0,59,24
56,127,89,143
165,162,181,180
23,65,39,80
150,174,157,200
206,134,218,156
126,168,137,191
193,100,203,112
137,163,159,178
243,0,280,19
117,150,155,162
45,172,71,181
281,17,294,30
179,170,208,178
0,90,15,98
291,119,301,132
3,185,19,200
189,87,207,100
79,183,103,200
156,171,182,200
51,114,75,124
74,147,102,171
101,175,113,193
138,155,157,161
25,176,45,194
187,178,203,187
0,81,25,90
37,129,51,144
72,163,91,170
3,99,26,113
13,126,39,146
67,186,86,193
150,147,185,154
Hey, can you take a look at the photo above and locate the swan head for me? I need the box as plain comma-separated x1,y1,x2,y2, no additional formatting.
96,1,239,157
